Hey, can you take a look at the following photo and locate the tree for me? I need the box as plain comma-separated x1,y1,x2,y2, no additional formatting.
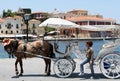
2,10,7,18
7,9,12,16
11,11,17,17
44,27,55,32
2,9,17,18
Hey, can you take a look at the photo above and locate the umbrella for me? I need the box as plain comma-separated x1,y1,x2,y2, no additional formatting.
79,25,117,31
79,26,102,31
95,25,118,31
39,18,80,28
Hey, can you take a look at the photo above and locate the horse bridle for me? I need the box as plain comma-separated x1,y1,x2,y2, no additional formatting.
5,40,19,58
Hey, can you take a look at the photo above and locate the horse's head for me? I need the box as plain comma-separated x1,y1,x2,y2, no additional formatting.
2,38,19,55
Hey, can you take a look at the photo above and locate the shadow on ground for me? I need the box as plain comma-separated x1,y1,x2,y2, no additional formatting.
11,73,120,80
68,73,120,79
11,73,56,78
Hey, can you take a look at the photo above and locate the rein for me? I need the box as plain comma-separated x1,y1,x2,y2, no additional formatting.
16,51,56,61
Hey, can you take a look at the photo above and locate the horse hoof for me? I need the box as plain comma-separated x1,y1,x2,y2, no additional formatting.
16,72,19,75
44,73,50,76
18,73,23,76
46,73,50,76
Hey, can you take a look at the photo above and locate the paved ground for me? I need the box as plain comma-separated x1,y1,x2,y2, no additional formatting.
0,58,119,81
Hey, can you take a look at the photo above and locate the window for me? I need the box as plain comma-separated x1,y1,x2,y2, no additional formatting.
1,31,3,33
6,31,8,34
16,24,19,29
16,31,19,33
106,22,111,25
33,24,35,28
32,30,36,34
7,23,12,29
64,16,66,19
89,21,96,25
11,31,13,34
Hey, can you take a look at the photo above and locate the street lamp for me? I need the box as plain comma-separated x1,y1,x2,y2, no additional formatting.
24,14,30,42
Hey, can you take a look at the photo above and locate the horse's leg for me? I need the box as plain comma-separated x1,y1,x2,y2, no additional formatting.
43,58,48,74
18,58,23,76
44,58,51,76
47,59,51,76
15,58,19,75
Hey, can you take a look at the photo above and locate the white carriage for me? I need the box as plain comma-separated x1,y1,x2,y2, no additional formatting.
53,39,120,79
39,18,120,79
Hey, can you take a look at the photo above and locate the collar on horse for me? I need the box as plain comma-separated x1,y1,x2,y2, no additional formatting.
8,40,27,58
7,40,19,58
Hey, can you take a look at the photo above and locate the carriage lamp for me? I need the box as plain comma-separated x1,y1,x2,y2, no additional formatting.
24,14,30,42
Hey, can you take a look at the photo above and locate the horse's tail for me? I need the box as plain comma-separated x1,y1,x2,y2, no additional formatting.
49,43,55,58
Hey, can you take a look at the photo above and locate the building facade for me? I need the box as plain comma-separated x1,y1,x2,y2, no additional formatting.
66,16,116,26
51,9,88,19
28,19,42,35
0,16,24,34
50,9,118,38
32,12,48,22
0,15,45,36
17,8,32,17
0,8,119,38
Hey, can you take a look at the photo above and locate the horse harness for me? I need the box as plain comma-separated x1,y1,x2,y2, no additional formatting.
10,40,46,58
5,40,19,58
6,39,55,59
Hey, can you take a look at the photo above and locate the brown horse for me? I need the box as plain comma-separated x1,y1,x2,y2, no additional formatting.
2,38,55,76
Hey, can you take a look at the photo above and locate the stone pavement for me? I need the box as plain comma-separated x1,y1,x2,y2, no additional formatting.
0,58,119,81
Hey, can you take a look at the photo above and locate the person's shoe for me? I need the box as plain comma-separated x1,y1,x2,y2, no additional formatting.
78,72,84,76
90,76,94,79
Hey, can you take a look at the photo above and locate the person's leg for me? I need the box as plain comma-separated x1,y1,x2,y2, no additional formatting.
90,60,94,78
80,58,89,73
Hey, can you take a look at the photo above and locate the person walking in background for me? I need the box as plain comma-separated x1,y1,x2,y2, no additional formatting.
78,41,95,79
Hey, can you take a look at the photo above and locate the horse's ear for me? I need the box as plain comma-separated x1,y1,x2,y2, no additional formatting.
3,38,11,46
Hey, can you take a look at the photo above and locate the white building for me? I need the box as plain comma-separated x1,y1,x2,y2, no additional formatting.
28,19,41,34
0,16,24,34
0,16,45,36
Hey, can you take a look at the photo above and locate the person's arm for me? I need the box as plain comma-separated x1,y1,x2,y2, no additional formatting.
90,50,94,61
90,49,94,64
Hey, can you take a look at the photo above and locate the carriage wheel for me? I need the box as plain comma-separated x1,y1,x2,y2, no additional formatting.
53,59,73,78
67,58,76,72
100,53,120,79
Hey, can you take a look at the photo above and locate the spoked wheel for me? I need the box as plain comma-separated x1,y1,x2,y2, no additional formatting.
67,57,76,72
53,58,73,78
100,53,120,79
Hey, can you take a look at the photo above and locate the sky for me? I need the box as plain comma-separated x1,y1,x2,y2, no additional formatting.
0,0,120,23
